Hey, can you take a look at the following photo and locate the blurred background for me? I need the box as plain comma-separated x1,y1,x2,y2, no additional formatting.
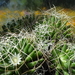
0,0,75,10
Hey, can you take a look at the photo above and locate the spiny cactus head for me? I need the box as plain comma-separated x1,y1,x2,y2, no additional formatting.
2,13,39,33
35,15,73,44
0,32,44,75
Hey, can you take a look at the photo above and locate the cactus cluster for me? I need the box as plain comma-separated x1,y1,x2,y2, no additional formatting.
0,8,75,75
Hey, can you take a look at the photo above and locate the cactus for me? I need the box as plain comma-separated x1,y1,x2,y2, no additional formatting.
49,42,75,75
2,14,39,33
0,34,44,75
34,16,73,44
33,15,75,75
